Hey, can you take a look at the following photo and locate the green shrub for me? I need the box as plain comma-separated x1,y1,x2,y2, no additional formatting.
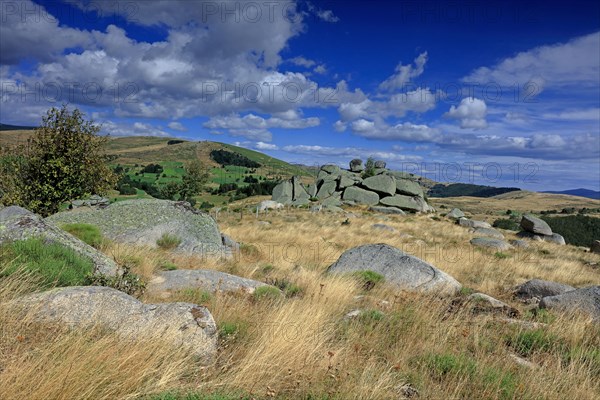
352,270,385,290
494,252,510,259
358,309,385,324
0,238,93,287
61,223,104,248
156,233,182,250
267,278,304,298
253,286,282,301
492,218,520,231
541,215,600,247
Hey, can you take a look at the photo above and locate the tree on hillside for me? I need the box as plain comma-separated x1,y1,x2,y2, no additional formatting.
0,105,117,216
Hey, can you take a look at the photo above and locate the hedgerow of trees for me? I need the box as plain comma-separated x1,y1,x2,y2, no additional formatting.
0,106,117,216
210,149,261,168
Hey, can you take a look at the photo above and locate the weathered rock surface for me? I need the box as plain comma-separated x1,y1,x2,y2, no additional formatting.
470,237,512,251
147,269,271,296
272,180,294,204
395,179,423,197
0,206,119,277
349,159,364,172
539,286,600,321
70,195,110,209
374,160,387,169
379,195,424,212
514,279,575,301
472,227,504,239
47,199,227,257
590,240,600,254
446,208,465,219
510,239,529,248
343,186,380,206
13,286,218,363
362,175,396,197
369,206,406,215
516,231,565,245
458,218,492,229
317,181,338,199
327,243,461,295
521,215,553,236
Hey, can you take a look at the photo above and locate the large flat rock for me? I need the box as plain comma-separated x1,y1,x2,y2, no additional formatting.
147,269,271,296
342,186,380,206
326,243,461,295
47,200,227,258
12,286,218,363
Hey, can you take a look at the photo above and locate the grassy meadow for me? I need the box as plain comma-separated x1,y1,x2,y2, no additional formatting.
1,203,599,400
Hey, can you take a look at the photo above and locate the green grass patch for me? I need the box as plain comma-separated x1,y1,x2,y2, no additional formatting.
253,285,282,301
505,328,563,357
60,223,104,248
156,233,182,250
352,270,385,290
0,238,93,287
421,352,478,380
494,252,511,259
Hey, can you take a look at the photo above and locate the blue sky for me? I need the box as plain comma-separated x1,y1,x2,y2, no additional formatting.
1,0,599,191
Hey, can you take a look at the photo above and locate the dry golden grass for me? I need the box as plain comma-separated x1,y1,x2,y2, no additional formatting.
2,206,600,399
430,192,600,221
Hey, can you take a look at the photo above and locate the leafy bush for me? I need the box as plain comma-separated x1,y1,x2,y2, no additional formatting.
0,238,93,287
243,176,258,184
266,278,304,298
156,233,182,250
492,218,520,231
210,149,261,168
199,201,215,210
0,106,117,216
61,223,104,248
362,157,376,178
428,183,520,198
141,163,164,174
540,215,600,247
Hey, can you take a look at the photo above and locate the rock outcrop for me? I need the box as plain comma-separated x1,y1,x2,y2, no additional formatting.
326,243,461,295
518,215,565,245
272,160,433,213
470,237,512,251
47,199,229,258
0,206,120,277
12,286,217,363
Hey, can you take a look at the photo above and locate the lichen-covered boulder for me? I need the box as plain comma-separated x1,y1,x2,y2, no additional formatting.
0,206,119,277
349,159,364,172
446,208,465,219
47,200,227,258
521,215,553,236
147,269,272,297
470,238,512,251
327,243,461,295
362,175,396,197
515,279,575,301
395,179,424,197
13,286,217,363
272,180,294,204
379,195,425,212
317,181,338,199
343,186,380,206
539,286,600,321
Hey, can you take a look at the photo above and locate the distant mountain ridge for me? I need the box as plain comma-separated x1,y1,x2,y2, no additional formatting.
0,123,36,131
543,189,600,200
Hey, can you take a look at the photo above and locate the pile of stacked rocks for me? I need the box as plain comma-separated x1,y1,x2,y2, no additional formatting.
70,195,110,209
271,159,434,213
